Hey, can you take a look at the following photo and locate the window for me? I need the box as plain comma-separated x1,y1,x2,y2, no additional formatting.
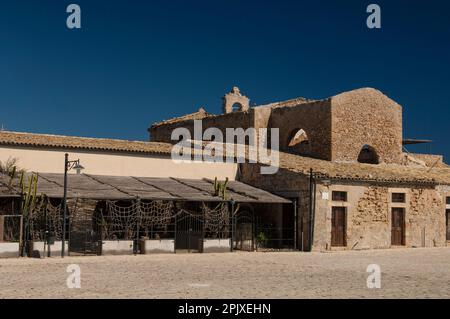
231,103,243,112
357,145,379,164
287,128,311,155
446,197,450,205
332,191,347,202
288,129,308,147
392,193,406,203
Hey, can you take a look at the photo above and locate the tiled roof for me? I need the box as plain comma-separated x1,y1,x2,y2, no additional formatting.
1,130,448,185
150,107,209,128
277,151,450,185
0,131,173,155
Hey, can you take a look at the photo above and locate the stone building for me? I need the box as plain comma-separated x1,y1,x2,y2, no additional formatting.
150,87,450,251
0,131,287,257
0,86,449,257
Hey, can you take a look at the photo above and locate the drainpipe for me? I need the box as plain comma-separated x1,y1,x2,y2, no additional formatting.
308,168,316,252
293,198,298,251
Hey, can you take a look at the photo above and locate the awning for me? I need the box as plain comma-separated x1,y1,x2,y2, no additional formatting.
2,173,290,204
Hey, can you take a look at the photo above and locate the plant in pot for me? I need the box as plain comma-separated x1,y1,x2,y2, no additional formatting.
256,231,268,249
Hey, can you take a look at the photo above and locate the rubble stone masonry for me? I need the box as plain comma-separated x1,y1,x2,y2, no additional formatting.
312,183,447,251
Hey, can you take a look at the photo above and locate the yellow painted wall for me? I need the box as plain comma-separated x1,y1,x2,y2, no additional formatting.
0,146,238,180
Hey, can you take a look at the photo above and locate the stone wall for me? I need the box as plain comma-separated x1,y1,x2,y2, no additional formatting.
330,88,403,164
312,183,447,251
240,163,312,250
408,188,445,247
407,153,447,168
150,87,405,165
267,99,332,160
150,110,256,145
241,161,449,251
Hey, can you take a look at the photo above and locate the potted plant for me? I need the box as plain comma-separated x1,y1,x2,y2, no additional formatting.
256,231,268,249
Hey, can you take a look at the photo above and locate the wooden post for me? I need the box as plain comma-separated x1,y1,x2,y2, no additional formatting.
0,215,4,242
19,215,23,248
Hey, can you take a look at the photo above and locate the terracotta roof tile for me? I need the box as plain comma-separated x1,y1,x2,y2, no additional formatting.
1,131,449,185
0,131,173,155
277,151,450,185
150,107,209,128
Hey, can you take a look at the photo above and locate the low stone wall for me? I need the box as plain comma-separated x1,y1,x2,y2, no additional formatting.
30,241,68,258
102,240,134,255
409,153,446,168
0,242,20,258
203,239,231,253
141,239,174,254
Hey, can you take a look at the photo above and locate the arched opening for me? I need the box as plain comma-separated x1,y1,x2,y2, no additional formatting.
233,204,254,251
287,128,311,155
231,102,243,112
357,145,379,164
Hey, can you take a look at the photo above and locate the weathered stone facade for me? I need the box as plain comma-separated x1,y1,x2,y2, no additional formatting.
241,160,449,251
330,88,403,164
311,183,447,251
150,87,403,164
149,87,450,251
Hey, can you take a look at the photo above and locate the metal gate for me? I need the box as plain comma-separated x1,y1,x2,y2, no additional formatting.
175,211,203,253
69,215,102,256
233,210,254,251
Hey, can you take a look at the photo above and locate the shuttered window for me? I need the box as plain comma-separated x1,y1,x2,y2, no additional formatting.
392,193,406,203
332,191,347,202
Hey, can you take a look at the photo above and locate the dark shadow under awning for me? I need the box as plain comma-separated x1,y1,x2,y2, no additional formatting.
3,172,290,204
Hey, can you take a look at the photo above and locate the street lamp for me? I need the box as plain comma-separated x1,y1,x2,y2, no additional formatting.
61,153,84,258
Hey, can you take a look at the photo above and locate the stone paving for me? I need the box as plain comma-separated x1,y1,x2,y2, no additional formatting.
0,247,449,298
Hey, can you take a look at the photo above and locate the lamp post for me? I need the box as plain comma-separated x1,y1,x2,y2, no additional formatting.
62,153,84,258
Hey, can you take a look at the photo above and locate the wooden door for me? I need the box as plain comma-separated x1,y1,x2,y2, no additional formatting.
391,208,405,245
331,207,346,247
446,210,450,241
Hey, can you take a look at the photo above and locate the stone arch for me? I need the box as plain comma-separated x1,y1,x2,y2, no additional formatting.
357,144,380,164
231,102,244,112
287,128,311,155
222,86,250,114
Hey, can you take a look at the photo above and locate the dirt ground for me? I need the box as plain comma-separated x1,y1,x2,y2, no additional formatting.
0,247,449,299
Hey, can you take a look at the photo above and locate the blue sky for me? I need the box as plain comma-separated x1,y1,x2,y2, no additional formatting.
0,0,449,160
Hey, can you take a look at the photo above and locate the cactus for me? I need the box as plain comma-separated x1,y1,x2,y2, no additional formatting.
19,172,39,218
213,177,229,200
213,177,218,196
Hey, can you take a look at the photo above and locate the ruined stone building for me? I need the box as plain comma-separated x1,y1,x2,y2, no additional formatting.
0,87,449,258
150,87,450,251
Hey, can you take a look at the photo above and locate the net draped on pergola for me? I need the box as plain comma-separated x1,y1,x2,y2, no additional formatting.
28,199,63,241
1,172,291,242
98,200,230,240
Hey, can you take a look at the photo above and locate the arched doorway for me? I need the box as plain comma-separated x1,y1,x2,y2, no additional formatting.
233,207,254,251
175,210,204,253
